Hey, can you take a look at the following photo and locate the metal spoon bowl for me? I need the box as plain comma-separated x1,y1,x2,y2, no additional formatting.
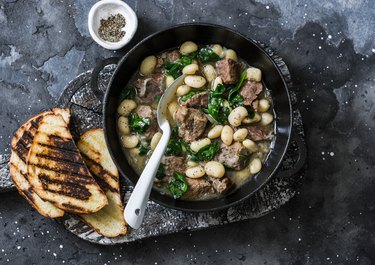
124,75,186,229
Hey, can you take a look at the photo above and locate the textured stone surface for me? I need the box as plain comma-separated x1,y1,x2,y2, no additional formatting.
0,0,374,264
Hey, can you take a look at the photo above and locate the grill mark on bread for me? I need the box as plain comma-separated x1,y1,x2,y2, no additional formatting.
19,170,30,182
39,174,91,200
37,142,80,155
81,153,118,182
35,152,85,167
61,203,85,212
48,134,76,149
29,163,95,183
32,152,91,176
22,130,35,144
80,155,118,192
12,146,27,164
22,187,36,204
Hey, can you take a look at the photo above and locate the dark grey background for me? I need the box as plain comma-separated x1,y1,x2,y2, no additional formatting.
1,0,374,264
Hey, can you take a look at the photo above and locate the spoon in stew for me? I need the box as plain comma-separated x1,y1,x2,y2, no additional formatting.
124,75,186,229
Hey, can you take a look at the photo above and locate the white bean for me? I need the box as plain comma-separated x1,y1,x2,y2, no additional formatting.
180,41,198,55
242,113,261,124
203,64,216,82
166,75,175,87
260,113,274,126
140,55,157,75
228,106,248,127
242,139,258,152
117,116,130,135
150,132,162,150
204,161,225,178
208,125,223,139
176,85,191,97
184,75,207,88
185,166,205,179
211,44,224,57
246,67,262,82
190,138,211,153
212,76,223,90
187,161,198,167
233,128,248,141
182,64,199,75
225,49,237,61
168,101,179,119
117,99,137,116
258,98,271,112
249,158,262,174
221,125,234,146
121,135,139,149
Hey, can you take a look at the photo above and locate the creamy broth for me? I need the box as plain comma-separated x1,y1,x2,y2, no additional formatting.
117,42,275,201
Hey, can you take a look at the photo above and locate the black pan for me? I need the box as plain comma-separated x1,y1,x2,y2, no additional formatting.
103,23,293,212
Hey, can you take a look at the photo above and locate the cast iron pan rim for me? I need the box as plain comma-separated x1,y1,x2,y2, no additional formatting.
103,22,293,212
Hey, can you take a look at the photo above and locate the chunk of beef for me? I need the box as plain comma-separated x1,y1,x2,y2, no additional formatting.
133,73,165,104
161,156,186,177
154,50,181,73
252,100,259,112
209,177,233,194
181,178,214,200
216,141,249,170
135,105,158,140
239,81,263,105
216,59,240,84
166,49,181,62
245,126,271,141
178,92,208,108
175,107,208,143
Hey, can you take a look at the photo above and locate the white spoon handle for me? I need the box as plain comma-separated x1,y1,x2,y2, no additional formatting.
124,130,170,229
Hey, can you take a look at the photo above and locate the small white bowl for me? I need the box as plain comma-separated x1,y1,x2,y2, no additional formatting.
88,0,138,50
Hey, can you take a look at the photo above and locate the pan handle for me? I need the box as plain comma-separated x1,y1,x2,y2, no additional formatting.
90,57,120,102
276,131,307,178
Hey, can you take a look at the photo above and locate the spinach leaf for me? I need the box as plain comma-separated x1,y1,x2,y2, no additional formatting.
228,92,244,108
155,163,165,180
164,61,182,79
228,71,247,102
197,48,220,63
167,172,189,198
205,83,231,123
163,52,197,79
246,106,255,119
165,139,183,156
155,95,162,103
137,141,150,156
129,113,151,133
165,126,183,156
180,90,201,102
189,141,220,162
120,86,136,101
182,141,220,162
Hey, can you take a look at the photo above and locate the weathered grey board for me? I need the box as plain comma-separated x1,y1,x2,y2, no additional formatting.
0,45,306,245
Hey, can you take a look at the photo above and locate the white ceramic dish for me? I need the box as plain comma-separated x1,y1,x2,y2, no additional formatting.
88,0,138,50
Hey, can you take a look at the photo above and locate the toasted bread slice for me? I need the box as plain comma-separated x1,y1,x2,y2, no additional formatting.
27,114,108,214
10,111,65,218
52,108,71,125
77,129,127,237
